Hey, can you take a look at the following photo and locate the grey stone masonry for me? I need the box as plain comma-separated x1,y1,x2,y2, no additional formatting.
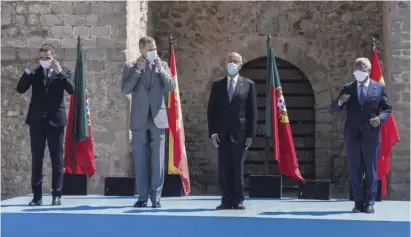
1,1,148,200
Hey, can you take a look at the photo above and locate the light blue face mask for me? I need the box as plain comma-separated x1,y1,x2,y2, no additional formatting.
145,50,158,62
227,62,239,75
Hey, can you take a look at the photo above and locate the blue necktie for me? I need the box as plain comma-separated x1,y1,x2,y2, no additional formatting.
228,79,234,101
359,85,365,105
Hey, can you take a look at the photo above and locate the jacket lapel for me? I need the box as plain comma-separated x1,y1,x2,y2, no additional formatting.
150,64,158,88
351,81,359,105
365,79,376,102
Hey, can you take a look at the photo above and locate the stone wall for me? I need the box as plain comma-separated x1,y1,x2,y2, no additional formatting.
382,1,410,200
149,1,389,196
1,1,148,199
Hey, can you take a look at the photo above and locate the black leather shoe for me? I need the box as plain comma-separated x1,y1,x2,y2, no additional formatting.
216,204,231,210
352,203,364,213
233,204,246,210
152,202,161,208
52,196,61,206
364,205,375,213
28,198,42,206
133,201,147,208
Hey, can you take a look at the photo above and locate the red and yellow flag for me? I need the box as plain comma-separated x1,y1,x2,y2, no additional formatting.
266,38,305,183
167,43,191,195
369,46,400,196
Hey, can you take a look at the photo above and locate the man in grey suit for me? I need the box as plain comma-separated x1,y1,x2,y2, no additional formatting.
121,36,175,208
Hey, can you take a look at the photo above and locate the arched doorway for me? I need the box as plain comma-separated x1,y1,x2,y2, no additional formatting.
240,56,315,194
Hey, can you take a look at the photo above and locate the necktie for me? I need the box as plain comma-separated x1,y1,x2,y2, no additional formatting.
228,79,234,101
45,69,50,86
359,85,365,105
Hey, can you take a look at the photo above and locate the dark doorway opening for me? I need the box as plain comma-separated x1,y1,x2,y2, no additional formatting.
240,56,315,194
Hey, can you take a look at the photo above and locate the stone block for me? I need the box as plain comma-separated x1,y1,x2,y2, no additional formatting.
1,13,11,25
40,15,64,26
15,3,28,14
26,14,40,25
50,2,74,14
28,3,50,14
1,25,19,38
86,49,107,61
90,2,114,14
105,62,124,74
16,48,38,60
112,27,126,38
64,15,85,26
1,48,16,60
97,38,126,49
45,38,61,49
50,26,73,38
14,14,25,25
90,26,111,38
86,61,105,72
85,15,99,26
74,2,91,14
73,26,90,38
107,49,126,62
1,3,15,14
114,3,126,14
1,38,26,48
27,37,46,48
98,15,126,26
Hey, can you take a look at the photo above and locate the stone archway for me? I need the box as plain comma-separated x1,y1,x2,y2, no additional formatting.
240,56,316,193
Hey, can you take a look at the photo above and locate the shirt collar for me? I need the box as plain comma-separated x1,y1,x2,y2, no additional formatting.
227,74,239,83
358,78,370,87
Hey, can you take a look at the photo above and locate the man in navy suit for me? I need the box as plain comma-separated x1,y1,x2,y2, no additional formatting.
332,58,392,213
207,52,257,210
17,44,74,206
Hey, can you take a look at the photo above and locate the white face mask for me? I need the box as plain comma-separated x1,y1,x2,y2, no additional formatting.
145,50,158,62
39,60,52,69
353,70,368,82
227,62,239,75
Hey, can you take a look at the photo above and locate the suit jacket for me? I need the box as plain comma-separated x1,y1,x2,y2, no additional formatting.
121,60,175,130
16,66,74,127
207,75,257,144
332,80,392,143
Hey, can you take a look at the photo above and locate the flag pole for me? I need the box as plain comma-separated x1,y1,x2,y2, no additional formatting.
265,34,272,176
71,36,81,174
165,34,174,175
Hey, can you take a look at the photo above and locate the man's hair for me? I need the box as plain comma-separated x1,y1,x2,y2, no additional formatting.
354,57,371,71
226,52,243,64
39,44,55,53
139,36,156,49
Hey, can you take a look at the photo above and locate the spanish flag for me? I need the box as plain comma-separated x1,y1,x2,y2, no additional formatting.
167,40,191,195
369,44,400,196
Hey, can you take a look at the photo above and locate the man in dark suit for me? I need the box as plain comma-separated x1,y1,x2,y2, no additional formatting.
207,52,257,210
17,44,74,206
332,57,392,213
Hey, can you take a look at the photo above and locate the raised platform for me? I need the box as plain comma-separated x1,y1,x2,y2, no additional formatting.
1,195,410,237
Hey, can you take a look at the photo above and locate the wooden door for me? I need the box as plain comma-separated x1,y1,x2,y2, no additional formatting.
239,57,315,193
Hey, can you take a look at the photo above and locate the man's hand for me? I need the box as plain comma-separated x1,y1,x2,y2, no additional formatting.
338,93,351,104
154,57,163,70
245,138,253,150
135,56,147,71
369,117,381,128
211,134,220,148
51,59,62,73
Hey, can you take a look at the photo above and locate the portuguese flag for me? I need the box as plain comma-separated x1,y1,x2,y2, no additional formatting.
266,37,305,183
167,39,191,195
64,37,96,177
369,43,400,196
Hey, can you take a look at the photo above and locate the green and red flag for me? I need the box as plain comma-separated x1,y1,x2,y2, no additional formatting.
369,44,400,196
167,39,191,195
64,37,95,177
266,37,305,183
